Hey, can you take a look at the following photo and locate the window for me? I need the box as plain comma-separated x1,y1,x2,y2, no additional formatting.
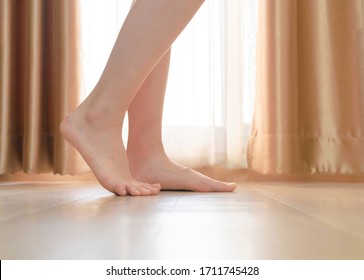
80,0,258,168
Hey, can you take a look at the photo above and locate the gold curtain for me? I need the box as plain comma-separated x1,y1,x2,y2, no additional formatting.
248,0,364,175
0,0,87,175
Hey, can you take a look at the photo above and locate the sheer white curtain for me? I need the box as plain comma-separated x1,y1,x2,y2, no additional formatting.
80,0,258,169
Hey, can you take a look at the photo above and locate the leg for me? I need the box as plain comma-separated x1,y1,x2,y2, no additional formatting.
60,0,205,196
127,50,236,192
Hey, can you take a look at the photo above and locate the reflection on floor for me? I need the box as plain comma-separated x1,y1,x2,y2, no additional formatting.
0,181,364,259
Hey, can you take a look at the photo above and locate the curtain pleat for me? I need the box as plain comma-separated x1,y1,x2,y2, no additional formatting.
248,0,364,175
0,0,87,175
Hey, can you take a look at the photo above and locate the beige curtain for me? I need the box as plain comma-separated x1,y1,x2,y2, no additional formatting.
0,0,87,175
248,0,364,175
3,0,364,178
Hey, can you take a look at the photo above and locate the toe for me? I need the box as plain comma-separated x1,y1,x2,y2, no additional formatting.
136,184,153,196
214,181,236,192
149,184,162,195
203,180,237,192
217,181,237,192
126,184,142,196
98,175,127,195
224,182,237,192
146,183,161,195
114,185,127,196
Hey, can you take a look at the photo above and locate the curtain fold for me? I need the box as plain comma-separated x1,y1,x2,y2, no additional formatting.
0,0,87,175
248,0,364,175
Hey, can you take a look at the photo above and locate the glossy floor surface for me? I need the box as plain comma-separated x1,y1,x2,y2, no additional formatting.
0,182,364,259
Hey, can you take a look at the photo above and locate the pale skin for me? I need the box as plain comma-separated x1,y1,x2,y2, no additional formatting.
60,0,236,196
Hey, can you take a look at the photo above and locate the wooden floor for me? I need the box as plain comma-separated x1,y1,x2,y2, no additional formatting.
0,181,364,259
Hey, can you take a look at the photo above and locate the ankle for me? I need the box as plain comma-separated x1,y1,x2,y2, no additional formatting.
82,101,123,129
127,139,166,162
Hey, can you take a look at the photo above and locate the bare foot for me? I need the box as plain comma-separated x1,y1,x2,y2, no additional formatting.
128,153,236,192
60,103,161,196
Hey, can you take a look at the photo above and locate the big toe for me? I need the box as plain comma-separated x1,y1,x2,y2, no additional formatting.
225,182,237,192
148,183,161,195
211,181,237,192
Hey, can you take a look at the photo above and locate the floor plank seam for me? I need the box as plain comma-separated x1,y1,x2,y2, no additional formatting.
250,186,364,242
0,192,100,223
